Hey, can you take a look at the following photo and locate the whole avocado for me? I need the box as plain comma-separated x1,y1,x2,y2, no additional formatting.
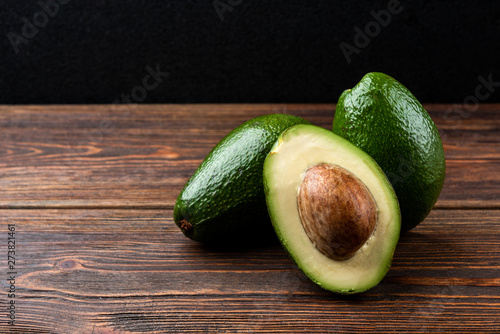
332,72,445,232
174,113,310,243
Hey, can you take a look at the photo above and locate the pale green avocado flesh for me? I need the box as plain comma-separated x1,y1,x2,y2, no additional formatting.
263,124,401,294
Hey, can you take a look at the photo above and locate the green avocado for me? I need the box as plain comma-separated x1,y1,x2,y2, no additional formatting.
332,72,446,232
174,113,310,243
264,124,401,294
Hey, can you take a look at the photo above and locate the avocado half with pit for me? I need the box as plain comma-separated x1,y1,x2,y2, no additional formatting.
263,124,401,294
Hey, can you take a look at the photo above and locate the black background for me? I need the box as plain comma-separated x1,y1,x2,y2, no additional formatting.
1,0,499,104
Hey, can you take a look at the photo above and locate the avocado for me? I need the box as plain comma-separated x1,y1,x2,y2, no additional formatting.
332,72,446,232
174,113,310,243
264,124,401,294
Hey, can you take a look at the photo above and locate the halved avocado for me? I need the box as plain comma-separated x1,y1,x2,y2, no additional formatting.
263,124,401,294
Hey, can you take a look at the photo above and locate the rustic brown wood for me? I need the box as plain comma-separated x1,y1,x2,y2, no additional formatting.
0,104,499,333
0,104,498,209
0,209,499,333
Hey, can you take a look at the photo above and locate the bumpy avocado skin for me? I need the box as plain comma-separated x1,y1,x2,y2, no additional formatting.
333,72,445,232
174,114,310,243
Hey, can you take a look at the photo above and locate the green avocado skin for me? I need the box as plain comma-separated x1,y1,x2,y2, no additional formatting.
332,72,446,232
174,114,310,243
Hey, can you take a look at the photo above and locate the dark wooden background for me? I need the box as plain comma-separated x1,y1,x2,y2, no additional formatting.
0,104,499,333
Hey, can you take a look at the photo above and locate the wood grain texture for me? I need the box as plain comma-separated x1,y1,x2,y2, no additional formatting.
0,209,499,333
0,104,498,333
0,104,498,209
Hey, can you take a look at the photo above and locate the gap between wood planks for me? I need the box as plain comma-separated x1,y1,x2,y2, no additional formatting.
1,203,499,210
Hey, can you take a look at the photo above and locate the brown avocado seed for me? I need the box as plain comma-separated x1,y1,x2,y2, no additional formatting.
297,163,377,260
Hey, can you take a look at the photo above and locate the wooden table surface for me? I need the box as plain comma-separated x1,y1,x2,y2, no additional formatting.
0,104,499,333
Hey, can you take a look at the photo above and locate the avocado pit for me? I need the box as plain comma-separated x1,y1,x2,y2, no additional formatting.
297,163,377,260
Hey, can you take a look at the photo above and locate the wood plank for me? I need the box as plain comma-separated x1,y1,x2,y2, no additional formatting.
0,104,498,160
0,209,498,333
0,105,498,209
